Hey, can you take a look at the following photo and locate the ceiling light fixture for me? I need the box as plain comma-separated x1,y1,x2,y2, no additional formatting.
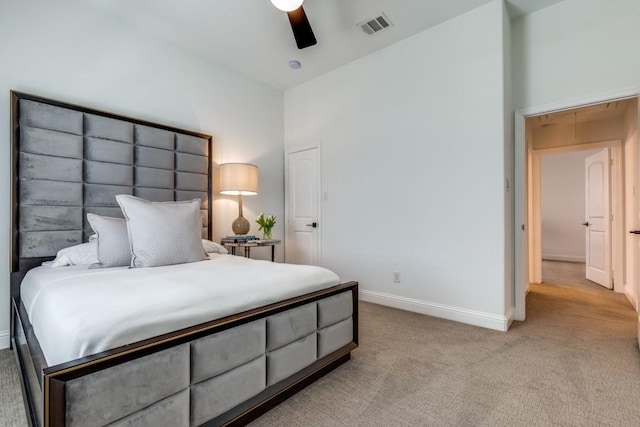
289,60,301,69
270,0,304,12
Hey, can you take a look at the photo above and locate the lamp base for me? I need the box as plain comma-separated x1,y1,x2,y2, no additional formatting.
232,216,250,235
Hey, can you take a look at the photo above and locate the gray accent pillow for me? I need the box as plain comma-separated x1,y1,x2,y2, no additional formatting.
116,195,206,268
87,214,132,267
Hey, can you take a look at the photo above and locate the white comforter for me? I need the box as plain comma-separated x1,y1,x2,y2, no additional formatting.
21,254,340,366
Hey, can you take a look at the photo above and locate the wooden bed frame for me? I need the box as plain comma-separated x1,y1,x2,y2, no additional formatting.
9,92,359,426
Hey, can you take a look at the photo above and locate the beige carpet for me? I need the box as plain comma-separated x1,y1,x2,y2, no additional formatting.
541,260,602,290
0,348,27,426
250,291,639,426
2,278,639,426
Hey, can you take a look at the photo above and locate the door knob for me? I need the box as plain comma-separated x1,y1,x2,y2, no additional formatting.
306,222,317,228
582,222,590,226
630,230,640,234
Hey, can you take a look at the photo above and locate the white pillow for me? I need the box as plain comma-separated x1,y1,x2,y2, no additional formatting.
49,242,98,267
116,195,206,268
202,239,228,254
87,214,132,267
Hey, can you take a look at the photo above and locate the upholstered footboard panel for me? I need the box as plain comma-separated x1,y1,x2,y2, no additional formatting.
107,390,190,427
319,318,354,358
52,287,357,427
66,345,190,426
191,355,266,426
318,291,354,358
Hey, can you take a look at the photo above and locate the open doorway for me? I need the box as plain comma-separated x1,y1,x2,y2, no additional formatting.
515,95,639,321
540,148,608,290
530,137,624,293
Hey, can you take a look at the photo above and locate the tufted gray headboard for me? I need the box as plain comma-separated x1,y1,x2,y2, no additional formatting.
10,91,212,275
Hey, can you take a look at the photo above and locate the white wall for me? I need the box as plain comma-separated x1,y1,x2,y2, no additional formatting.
541,149,600,262
512,0,640,110
285,1,511,330
502,0,514,317
0,0,284,348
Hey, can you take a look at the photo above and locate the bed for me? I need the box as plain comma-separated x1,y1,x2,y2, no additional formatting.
9,91,359,426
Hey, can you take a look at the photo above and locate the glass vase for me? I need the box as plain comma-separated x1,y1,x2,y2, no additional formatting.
262,230,272,241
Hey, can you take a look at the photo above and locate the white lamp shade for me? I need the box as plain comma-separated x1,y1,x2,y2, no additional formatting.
219,163,258,196
270,0,304,12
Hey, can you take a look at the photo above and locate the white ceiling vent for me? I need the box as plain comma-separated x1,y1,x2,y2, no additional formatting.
359,14,392,36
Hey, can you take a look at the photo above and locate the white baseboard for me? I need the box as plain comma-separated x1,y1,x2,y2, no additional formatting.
624,286,638,311
359,290,510,332
0,330,9,350
542,254,585,263
504,306,514,329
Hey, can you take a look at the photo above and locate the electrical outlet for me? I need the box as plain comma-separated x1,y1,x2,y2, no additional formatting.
393,271,401,283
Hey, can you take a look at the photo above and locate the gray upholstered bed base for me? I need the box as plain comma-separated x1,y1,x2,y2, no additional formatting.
13,283,358,426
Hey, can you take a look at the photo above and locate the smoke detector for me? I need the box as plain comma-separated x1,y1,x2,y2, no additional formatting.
359,14,392,35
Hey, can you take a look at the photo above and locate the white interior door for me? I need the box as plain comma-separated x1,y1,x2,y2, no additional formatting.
285,147,320,265
584,148,612,288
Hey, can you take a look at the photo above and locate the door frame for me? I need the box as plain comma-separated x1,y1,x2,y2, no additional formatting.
530,141,622,291
514,86,639,321
284,144,322,265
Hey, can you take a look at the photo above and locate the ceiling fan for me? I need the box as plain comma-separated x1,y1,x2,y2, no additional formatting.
270,0,317,49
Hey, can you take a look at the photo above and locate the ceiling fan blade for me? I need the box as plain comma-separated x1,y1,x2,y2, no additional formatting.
286,6,317,49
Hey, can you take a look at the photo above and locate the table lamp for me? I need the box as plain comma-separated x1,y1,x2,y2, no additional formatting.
219,163,258,235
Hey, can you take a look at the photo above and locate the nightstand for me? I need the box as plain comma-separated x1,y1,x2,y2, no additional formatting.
221,239,281,262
